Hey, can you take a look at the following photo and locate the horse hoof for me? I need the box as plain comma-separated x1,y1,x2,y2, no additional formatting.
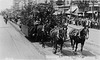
54,51,57,54
74,51,77,55
42,46,45,48
72,48,74,51
81,49,83,52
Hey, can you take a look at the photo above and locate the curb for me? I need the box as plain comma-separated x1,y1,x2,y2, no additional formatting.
9,21,47,59
9,21,25,36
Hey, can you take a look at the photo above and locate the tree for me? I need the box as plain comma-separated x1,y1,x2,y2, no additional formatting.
19,2,55,26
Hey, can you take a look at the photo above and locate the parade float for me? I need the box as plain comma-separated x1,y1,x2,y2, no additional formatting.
19,2,55,37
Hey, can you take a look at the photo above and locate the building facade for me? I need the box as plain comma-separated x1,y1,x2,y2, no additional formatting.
13,0,28,10
13,0,47,9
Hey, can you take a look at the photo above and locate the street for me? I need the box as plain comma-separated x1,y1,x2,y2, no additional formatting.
32,24,100,60
68,24,100,55
0,15,100,60
0,0,100,60
0,16,45,60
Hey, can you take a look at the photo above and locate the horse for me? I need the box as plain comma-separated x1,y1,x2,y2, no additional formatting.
50,26,65,54
36,25,44,40
69,29,79,50
36,24,49,48
69,26,89,53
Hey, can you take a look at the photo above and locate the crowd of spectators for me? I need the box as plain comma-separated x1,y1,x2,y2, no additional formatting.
67,17,100,29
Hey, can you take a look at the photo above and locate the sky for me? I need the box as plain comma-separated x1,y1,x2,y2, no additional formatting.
0,0,13,11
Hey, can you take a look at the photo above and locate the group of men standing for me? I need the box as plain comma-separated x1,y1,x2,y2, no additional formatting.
68,17,100,29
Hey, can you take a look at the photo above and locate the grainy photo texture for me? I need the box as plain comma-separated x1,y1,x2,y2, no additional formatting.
0,0,100,60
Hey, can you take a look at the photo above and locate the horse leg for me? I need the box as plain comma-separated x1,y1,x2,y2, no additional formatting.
71,39,74,50
54,42,57,54
51,38,54,47
42,40,45,48
73,40,76,50
81,42,85,52
80,37,85,52
42,35,45,48
60,43,63,53
5,20,7,24
39,37,42,44
75,43,78,52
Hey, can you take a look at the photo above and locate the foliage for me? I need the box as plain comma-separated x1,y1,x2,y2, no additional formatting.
20,2,55,26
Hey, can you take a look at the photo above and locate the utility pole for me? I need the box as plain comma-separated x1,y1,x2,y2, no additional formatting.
92,1,94,20
93,1,94,20
62,0,66,24
70,0,72,19
45,0,47,3
98,1,100,29
64,0,65,15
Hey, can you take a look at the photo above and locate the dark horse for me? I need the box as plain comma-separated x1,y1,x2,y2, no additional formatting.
69,26,89,53
50,26,65,54
36,24,49,48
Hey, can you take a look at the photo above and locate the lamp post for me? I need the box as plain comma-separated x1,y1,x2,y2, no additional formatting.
64,0,65,14
70,0,72,19
98,2,100,29
91,1,94,20
45,0,47,3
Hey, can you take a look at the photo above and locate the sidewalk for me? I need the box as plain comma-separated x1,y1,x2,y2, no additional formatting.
9,21,59,60
9,21,25,36
0,16,46,60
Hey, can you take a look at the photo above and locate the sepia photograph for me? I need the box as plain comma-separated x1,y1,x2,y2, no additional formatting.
0,0,100,60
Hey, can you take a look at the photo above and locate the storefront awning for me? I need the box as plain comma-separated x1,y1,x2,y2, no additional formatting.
78,14,83,16
87,11,97,13
53,11,61,15
65,5,79,14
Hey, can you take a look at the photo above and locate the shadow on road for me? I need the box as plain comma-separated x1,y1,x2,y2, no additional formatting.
26,36,53,47
61,41,96,57
64,41,71,47
80,50,95,56
61,49,95,57
26,36,96,57
44,42,53,47
62,49,75,56
25,36,38,42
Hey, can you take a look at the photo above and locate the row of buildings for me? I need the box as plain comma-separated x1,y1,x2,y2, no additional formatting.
13,0,100,18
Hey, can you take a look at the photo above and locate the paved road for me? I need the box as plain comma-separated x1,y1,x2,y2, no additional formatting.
0,16,45,60
4,15,100,60
32,24,100,60
31,25,100,60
